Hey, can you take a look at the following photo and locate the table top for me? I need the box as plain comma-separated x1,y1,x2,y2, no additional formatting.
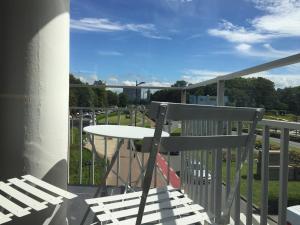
83,125,170,140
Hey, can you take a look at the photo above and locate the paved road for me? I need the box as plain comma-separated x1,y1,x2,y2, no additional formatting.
266,135,300,148
156,153,180,188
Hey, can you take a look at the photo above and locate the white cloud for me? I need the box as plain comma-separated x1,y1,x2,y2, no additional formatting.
108,76,118,83
78,74,99,84
252,0,300,36
208,20,273,43
121,80,172,87
235,43,252,52
181,69,229,84
122,80,136,86
208,0,300,43
145,81,172,87
182,68,300,88
98,50,123,56
248,73,300,88
235,43,300,58
71,17,171,40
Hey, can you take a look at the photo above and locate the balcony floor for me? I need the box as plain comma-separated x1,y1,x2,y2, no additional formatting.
67,185,124,225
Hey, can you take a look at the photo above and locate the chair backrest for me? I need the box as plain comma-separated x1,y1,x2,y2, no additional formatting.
135,102,264,225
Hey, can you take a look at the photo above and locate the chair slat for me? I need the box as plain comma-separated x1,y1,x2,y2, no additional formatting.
86,185,176,204
0,194,30,217
0,182,47,211
97,196,195,221
8,178,63,205
149,102,263,121
106,204,203,225
22,175,77,199
0,212,12,224
91,190,183,212
0,175,76,225
156,212,211,225
142,135,250,153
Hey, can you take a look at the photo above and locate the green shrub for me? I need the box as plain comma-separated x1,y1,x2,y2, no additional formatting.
290,151,300,165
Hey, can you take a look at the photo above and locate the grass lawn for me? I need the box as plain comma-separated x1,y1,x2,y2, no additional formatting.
221,151,300,214
264,113,298,122
97,111,152,127
69,128,106,185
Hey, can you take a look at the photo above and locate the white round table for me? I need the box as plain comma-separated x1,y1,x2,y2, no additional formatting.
83,125,169,140
83,125,169,191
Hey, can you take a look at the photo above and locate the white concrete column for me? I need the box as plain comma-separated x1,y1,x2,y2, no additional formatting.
0,1,70,224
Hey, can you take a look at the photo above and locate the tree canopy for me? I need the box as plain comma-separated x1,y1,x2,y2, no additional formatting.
69,74,300,114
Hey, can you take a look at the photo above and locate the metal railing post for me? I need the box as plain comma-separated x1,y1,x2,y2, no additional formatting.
79,110,83,184
105,108,108,172
246,124,253,225
117,108,121,186
92,108,96,185
181,89,187,104
234,121,242,225
261,125,270,225
226,121,232,198
278,128,289,225
217,80,225,106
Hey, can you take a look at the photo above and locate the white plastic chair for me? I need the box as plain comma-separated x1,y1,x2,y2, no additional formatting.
0,175,77,224
85,101,264,225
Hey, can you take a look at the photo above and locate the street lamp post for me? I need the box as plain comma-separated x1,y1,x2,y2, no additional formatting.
135,80,145,126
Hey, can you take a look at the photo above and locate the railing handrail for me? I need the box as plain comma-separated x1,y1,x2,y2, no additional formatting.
185,53,300,89
259,119,300,130
70,84,183,90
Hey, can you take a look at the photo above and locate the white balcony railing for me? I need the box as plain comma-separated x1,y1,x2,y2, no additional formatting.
68,105,300,225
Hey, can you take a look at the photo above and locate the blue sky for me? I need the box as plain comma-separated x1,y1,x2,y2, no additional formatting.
70,0,300,88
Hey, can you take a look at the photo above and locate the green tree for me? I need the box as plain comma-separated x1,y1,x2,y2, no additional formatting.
106,90,118,106
118,93,128,107
172,80,187,87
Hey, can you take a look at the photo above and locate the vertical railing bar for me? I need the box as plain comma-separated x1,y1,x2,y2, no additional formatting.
130,107,134,126
142,107,145,127
204,120,209,209
180,120,186,192
135,105,138,126
210,120,215,215
191,120,196,200
278,128,289,225
260,125,270,225
246,123,253,225
214,120,223,223
202,119,206,207
188,121,192,197
79,109,83,184
129,137,133,187
142,107,146,186
226,121,232,198
167,121,171,185
186,120,190,195
104,108,108,172
184,120,188,194
117,108,121,125
105,108,109,124
92,135,95,185
116,108,121,186
234,121,242,225
198,120,203,204
92,108,96,185
71,114,74,145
